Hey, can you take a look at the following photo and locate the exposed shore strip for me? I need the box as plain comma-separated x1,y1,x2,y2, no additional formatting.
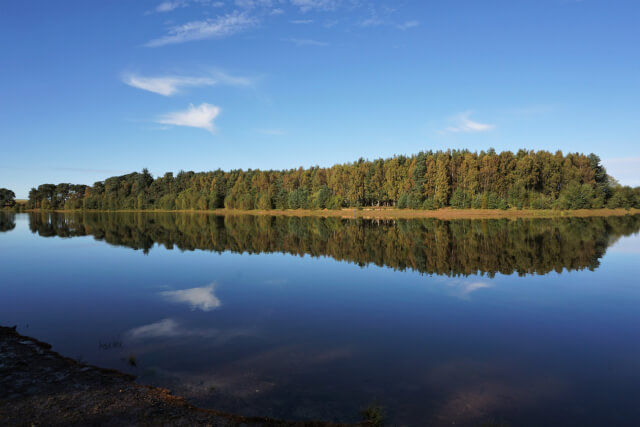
23,207,640,220
0,326,356,426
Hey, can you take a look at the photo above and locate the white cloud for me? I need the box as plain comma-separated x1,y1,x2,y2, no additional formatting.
397,20,419,30
123,74,216,96
270,8,285,15
290,19,313,24
444,112,495,133
161,283,222,310
157,103,221,133
146,11,258,46
286,38,328,46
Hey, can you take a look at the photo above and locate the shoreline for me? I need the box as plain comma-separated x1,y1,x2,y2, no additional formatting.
18,207,640,220
0,325,354,426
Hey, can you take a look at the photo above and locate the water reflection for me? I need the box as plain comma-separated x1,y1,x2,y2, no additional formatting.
161,284,221,311
0,212,15,232
25,211,640,276
447,280,493,299
128,318,186,339
127,318,237,340
4,211,640,425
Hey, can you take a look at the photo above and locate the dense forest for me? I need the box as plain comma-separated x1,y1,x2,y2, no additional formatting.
21,211,640,277
24,149,640,211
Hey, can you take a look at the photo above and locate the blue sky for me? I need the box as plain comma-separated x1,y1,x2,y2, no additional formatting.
1,0,639,197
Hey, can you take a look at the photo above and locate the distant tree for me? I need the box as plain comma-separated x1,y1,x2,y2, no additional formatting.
0,188,16,207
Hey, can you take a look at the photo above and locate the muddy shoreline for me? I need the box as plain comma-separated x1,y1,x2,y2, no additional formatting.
0,325,359,426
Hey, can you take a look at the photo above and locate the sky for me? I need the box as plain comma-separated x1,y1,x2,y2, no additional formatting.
1,0,639,197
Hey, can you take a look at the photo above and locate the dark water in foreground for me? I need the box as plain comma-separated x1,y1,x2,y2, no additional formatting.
2,212,640,426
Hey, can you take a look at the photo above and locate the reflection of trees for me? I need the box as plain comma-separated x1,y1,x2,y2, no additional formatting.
0,212,16,232
28,212,640,277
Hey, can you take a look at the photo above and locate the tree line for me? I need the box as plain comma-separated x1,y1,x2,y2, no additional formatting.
24,149,640,211
25,211,640,277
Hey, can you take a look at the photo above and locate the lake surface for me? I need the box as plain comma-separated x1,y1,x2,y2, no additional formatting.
2,212,640,426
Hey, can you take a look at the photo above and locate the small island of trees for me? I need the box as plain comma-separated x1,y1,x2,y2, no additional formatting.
0,188,16,208
22,149,640,211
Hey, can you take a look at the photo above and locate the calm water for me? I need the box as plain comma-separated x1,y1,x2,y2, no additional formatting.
2,212,640,426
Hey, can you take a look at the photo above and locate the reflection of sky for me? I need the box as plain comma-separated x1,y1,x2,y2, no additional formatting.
608,233,640,255
161,283,221,311
3,214,640,425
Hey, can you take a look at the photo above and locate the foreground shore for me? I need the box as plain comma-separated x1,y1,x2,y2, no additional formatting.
22,207,640,220
0,326,356,426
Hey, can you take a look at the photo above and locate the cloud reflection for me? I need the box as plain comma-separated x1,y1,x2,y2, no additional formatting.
127,318,253,342
128,318,184,339
440,280,493,300
161,283,221,311
459,281,493,295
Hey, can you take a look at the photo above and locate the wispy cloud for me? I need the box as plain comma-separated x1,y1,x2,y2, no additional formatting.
270,8,285,15
123,74,216,96
258,128,287,135
285,38,328,46
157,103,221,132
360,17,384,27
359,8,385,28
290,0,341,13
397,20,419,30
290,19,313,24
209,69,254,86
444,112,495,133
235,0,274,9
156,1,187,12
161,283,222,311
359,5,404,28
146,11,258,46
323,19,339,28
